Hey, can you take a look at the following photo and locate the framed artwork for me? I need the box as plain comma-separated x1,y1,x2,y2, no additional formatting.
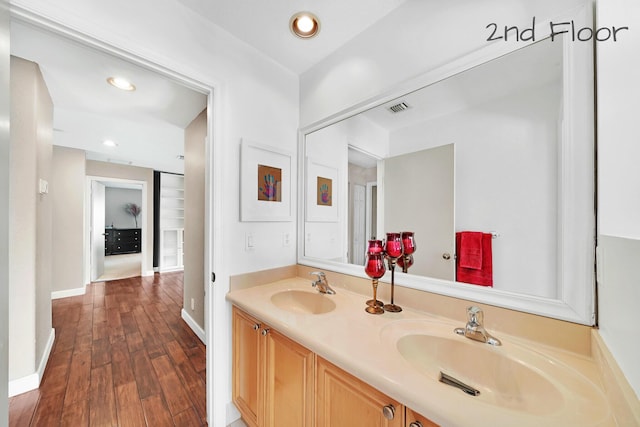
240,139,293,221
306,158,338,222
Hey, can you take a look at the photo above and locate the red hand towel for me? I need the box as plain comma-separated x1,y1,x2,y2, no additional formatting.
459,231,483,270
456,232,493,287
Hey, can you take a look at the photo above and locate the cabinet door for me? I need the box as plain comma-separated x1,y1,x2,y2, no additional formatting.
232,307,263,427
316,357,404,427
405,408,439,427
264,329,314,427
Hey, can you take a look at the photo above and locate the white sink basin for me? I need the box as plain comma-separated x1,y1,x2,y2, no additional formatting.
381,319,609,423
270,290,336,315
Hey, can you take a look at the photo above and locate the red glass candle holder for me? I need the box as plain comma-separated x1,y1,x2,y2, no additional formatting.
400,232,416,274
397,254,414,272
364,251,385,314
367,239,384,254
384,233,403,312
385,233,403,259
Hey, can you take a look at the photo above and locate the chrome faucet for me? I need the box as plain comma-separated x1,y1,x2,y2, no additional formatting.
454,306,501,346
310,271,336,295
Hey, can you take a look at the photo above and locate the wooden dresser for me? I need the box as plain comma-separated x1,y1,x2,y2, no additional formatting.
105,228,141,255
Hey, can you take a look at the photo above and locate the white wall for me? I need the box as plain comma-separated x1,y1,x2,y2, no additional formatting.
105,187,143,229
9,56,54,393
0,0,10,420
184,109,206,330
51,146,85,294
596,0,640,398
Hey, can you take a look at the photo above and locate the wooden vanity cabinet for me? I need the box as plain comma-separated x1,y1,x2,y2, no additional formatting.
233,306,439,427
405,408,440,427
232,307,261,427
232,307,314,427
316,356,404,427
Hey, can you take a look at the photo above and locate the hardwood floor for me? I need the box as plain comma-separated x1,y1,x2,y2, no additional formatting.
9,272,207,427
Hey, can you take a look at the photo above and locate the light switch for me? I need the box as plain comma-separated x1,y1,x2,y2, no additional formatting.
38,178,49,194
246,233,255,251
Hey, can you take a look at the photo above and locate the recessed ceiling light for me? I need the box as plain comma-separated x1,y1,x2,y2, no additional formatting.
290,12,320,39
103,139,118,147
106,77,136,91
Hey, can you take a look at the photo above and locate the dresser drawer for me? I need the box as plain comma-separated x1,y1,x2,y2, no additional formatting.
113,234,140,244
113,229,140,238
111,242,140,254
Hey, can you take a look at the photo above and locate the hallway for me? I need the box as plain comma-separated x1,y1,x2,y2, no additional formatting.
8,272,207,426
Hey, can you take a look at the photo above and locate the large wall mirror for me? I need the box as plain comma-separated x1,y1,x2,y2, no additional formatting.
298,23,595,324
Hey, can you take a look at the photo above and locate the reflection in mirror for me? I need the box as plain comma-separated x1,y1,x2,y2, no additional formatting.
348,147,378,266
302,34,594,319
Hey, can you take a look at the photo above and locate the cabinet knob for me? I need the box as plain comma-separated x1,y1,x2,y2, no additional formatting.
252,323,260,331
261,328,270,336
409,422,423,427
382,404,395,420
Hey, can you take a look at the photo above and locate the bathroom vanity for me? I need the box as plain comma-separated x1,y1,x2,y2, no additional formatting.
232,304,436,427
227,277,615,427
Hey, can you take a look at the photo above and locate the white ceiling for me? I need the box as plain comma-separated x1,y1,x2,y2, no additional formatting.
176,0,408,74
359,38,563,132
10,2,409,173
12,21,208,174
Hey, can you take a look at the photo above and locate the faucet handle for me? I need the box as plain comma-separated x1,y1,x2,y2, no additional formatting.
467,306,484,325
310,271,326,281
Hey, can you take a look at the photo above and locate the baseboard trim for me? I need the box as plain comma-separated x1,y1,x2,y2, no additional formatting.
8,373,38,398
8,328,55,397
181,308,206,344
143,270,155,277
226,401,242,426
38,328,56,381
52,285,86,300
161,267,184,273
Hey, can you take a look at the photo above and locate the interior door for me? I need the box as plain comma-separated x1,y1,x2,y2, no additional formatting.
384,144,454,280
91,180,106,281
351,184,366,265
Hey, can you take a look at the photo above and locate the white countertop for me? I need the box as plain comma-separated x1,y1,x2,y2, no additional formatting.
226,277,615,427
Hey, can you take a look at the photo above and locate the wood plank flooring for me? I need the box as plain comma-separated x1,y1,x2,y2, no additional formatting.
9,272,207,427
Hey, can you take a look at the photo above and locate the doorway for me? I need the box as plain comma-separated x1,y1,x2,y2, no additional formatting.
88,178,145,282
13,18,217,424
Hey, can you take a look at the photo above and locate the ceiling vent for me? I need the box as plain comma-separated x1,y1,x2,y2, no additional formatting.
388,102,410,113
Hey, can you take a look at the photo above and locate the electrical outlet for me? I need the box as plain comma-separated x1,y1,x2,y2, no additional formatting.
283,232,291,247
191,298,195,311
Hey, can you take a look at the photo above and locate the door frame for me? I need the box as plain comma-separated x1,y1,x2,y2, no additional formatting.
12,7,222,425
365,180,377,241
85,176,147,284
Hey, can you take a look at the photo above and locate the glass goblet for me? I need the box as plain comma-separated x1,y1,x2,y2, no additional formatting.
365,240,384,307
364,251,385,314
401,232,416,273
384,233,403,312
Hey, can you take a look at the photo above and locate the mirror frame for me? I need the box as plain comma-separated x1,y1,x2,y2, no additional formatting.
297,5,595,325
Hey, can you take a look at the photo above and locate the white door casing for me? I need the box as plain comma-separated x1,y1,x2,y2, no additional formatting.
90,180,105,281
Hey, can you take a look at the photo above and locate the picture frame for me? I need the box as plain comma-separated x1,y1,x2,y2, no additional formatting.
240,139,293,221
306,157,339,222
